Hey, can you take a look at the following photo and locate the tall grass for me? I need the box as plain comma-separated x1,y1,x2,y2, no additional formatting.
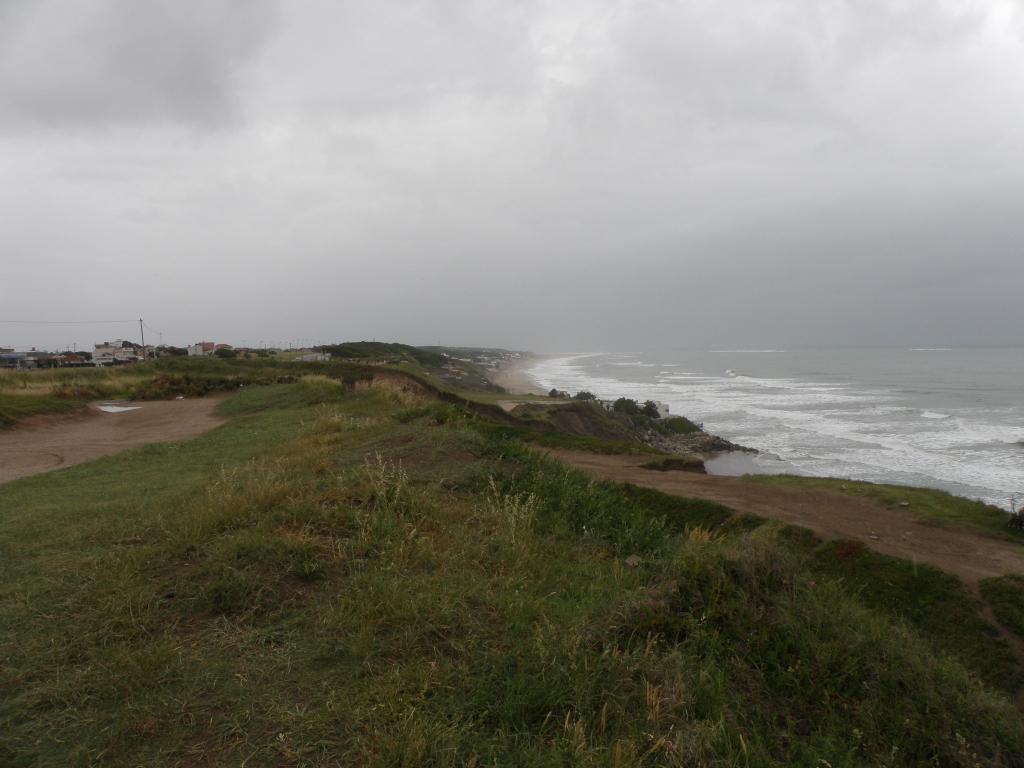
1,382,1022,766
0,367,144,425
0,365,145,394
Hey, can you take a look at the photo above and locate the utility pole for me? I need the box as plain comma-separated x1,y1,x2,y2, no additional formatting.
139,318,146,361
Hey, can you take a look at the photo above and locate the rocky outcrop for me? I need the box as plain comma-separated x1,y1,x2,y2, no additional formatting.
641,428,753,457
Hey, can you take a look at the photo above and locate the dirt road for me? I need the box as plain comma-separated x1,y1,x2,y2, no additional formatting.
0,398,227,485
554,449,1024,584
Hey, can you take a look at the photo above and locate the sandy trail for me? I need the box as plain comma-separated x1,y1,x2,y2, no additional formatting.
553,449,1024,584
0,398,227,485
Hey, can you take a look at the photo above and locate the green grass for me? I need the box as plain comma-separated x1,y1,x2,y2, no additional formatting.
523,431,660,455
0,392,82,427
483,423,661,456
799,538,1021,692
981,575,1024,639
314,340,447,367
654,415,702,435
1,380,1023,766
746,474,1024,542
396,401,661,455
216,377,348,416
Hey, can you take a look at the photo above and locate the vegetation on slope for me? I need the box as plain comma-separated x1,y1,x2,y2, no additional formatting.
2,377,1023,766
981,575,1024,639
314,340,447,367
804,539,1021,691
0,392,81,426
746,475,1024,542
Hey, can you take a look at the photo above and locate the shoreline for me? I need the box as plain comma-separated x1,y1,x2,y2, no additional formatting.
490,354,547,395
497,352,1019,511
487,353,757,473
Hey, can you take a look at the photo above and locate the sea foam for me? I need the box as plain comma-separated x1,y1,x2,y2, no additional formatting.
529,350,1024,509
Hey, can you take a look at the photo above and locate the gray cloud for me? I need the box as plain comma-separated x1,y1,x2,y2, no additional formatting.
1,0,1022,352
0,0,276,128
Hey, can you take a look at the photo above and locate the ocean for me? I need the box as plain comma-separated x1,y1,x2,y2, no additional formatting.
528,348,1024,510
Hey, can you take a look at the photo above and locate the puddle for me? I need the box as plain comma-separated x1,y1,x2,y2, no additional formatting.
97,404,142,414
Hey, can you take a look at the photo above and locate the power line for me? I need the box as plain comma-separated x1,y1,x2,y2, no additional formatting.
0,319,138,325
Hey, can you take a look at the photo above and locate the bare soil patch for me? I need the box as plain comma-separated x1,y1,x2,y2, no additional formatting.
553,449,1024,584
0,397,227,485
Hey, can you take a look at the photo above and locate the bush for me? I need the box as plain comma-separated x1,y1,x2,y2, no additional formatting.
640,456,705,473
642,400,661,418
612,397,640,415
1007,510,1024,531
572,391,596,401
660,416,701,435
157,346,188,357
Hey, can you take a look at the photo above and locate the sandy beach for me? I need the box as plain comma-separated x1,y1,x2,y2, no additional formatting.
490,354,547,395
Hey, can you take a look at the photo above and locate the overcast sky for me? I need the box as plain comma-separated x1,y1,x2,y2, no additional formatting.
2,0,1023,352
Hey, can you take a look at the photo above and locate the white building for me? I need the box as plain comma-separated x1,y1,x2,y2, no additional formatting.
597,399,671,418
93,341,140,365
188,342,217,356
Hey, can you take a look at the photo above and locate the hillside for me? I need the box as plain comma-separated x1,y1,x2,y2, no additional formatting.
1,360,1023,765
313,341,447,366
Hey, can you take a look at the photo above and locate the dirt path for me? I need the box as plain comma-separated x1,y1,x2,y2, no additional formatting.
553,449,1024,584
496,398,567,413
0,398,227,485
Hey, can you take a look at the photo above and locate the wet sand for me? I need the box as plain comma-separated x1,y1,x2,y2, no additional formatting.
704,450,792,476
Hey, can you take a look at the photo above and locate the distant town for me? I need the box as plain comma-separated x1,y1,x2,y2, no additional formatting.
0,340,525,370
0,340,295,369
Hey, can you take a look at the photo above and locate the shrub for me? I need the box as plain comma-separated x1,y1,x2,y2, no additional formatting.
612,397,640,415
641,456,705,473
572,391,596,401
1007,509,1024,531
660,416,701,435
131,374,229,399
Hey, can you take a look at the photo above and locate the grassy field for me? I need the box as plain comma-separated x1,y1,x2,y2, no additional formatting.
0,357,361,427
803,538,1021,691
0,366,145,426
2,376,1024,766
745,474,1024,543
0,346,498,429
